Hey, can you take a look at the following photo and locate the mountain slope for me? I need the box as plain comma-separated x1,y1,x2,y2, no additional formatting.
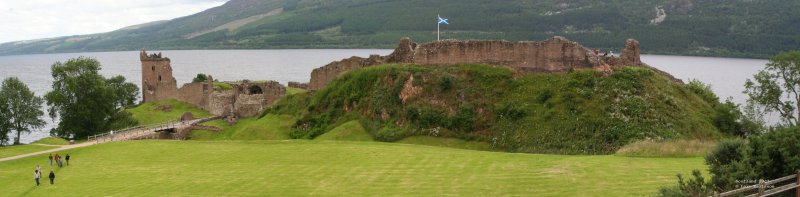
1,0,798,58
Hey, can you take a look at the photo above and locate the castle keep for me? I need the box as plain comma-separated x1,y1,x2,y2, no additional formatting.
140,50,286,118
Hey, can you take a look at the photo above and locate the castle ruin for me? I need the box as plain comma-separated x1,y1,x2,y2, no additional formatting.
140,50,286,118
308,37,663,90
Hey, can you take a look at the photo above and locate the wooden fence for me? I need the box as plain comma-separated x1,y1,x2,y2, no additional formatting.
713,171,800,197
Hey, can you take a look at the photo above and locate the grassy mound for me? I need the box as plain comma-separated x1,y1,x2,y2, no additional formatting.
0,140,705,196
315,120,372,141
31,137,69,145
126,99,212,125
269,64,722,154
189,114,295,140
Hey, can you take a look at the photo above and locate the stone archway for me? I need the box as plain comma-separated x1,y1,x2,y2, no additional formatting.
248,85,263,94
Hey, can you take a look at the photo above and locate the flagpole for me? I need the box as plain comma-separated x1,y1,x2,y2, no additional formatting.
437,14,440,41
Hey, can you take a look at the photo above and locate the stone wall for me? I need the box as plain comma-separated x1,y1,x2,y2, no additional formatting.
308,37,646,90
177,83,209,108
207,91,235,117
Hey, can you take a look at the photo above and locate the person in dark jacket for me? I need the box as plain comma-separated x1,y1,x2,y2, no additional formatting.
48,170,55,185
65,154,70,165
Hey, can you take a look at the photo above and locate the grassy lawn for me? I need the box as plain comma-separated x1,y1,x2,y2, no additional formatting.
286,87,307,95
189,114,295,140
0,145,57,159
126,99,212,125
396,136,492,151
0,140,704,196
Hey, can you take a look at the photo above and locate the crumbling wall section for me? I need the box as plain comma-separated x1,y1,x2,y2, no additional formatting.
207,91,235,117
308,36,645,91
177,83,209,108
412,36,597,73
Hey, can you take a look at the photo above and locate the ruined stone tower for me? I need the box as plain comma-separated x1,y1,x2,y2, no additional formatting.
140,50,178,102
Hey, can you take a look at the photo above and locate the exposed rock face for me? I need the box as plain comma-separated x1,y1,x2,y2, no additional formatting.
140,50,286,118
309,37,647,90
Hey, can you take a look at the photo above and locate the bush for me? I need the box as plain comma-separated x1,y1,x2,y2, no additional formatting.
374,126,407,141
705,138,755,190
657,170,715,197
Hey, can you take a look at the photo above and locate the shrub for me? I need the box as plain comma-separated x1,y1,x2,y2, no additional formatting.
687,79,719,104
192,73,208,83
704,139,755,190
657,170,715,197
374,126,407,141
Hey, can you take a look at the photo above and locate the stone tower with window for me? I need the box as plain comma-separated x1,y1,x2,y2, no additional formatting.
140,49,178,102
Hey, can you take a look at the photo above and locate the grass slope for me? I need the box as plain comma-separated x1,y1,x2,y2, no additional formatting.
315,120,372,141
0,145,56,159
189,114,295,140
126,99,212,125
0,140,704,196
31,137,69,145
275,64,722,154
396,136,492,151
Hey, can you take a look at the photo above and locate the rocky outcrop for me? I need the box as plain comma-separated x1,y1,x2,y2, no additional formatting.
308,37,648,90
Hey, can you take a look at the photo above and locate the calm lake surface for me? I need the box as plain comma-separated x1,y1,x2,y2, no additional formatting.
0,50,767,143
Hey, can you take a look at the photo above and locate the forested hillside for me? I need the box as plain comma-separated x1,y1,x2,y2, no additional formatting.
1,0,798,58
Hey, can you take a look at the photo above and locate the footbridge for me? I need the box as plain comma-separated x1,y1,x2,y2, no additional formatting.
87,116,218,143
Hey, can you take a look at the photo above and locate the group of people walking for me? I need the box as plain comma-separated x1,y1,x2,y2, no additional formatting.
33,165,55,186
48,153,69,167
35,153,72,187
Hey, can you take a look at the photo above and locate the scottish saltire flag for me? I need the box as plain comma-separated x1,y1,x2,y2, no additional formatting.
438,15,449,25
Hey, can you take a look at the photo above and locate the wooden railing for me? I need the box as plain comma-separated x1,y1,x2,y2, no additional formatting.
713,171,800,197
87,121,182,143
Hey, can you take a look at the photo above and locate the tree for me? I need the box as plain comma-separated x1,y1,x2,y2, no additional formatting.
192,73,208,83
0,77,46,145
0,92,10,146
45,57,139,139
744,51,800,125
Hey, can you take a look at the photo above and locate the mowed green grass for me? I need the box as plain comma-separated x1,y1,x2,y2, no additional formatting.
0,145,56,159
0,140,704,196
126,99,212,125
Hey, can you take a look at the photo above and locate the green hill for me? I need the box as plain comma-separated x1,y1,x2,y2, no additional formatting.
269,64,722,154
0,140,706,196
1,0,798,58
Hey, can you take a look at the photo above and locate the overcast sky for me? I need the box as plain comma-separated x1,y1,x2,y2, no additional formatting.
0,0,228,43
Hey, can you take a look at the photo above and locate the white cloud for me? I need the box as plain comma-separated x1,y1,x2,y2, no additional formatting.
0,0,228,43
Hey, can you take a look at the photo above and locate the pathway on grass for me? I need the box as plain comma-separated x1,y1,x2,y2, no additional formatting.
0,119,205,162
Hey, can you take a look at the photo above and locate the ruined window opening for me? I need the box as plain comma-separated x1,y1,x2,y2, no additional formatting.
159,75,162,82
249,86,263,94
152,66,155,71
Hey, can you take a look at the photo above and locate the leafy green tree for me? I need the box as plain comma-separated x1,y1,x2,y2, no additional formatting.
744,51,800,125
192,73,208,83
0,97,9,145
45,57,138,139
0,77,45,145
